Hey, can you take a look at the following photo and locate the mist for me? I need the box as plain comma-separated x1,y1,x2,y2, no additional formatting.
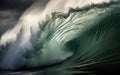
0,0,118,70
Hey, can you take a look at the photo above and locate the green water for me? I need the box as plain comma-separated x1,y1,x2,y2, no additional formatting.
1,2,120,75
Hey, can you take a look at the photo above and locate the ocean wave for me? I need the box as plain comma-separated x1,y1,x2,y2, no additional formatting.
0,0,120,75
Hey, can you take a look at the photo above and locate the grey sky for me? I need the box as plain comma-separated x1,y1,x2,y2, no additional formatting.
0,0,35,36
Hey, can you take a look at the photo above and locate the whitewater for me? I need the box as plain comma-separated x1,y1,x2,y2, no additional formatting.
0,0,120,73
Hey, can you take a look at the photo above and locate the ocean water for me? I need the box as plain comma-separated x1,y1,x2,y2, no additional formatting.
0,0,120,75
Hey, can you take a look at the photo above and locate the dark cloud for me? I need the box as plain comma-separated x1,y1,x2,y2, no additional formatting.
0,0,35,36
0,10,19,35
0,0,35,11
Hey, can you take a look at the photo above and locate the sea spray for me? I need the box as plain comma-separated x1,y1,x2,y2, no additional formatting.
0,0,117,70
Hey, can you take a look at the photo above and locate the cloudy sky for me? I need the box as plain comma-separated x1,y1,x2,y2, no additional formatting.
0,0,35,36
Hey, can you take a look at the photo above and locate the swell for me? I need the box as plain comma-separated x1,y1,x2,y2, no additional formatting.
25,2,120,74
0,1,120,75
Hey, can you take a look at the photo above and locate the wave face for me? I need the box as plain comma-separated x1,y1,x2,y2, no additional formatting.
0,0,120,75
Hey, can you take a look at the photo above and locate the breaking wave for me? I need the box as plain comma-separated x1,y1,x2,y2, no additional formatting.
0,0,120,75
